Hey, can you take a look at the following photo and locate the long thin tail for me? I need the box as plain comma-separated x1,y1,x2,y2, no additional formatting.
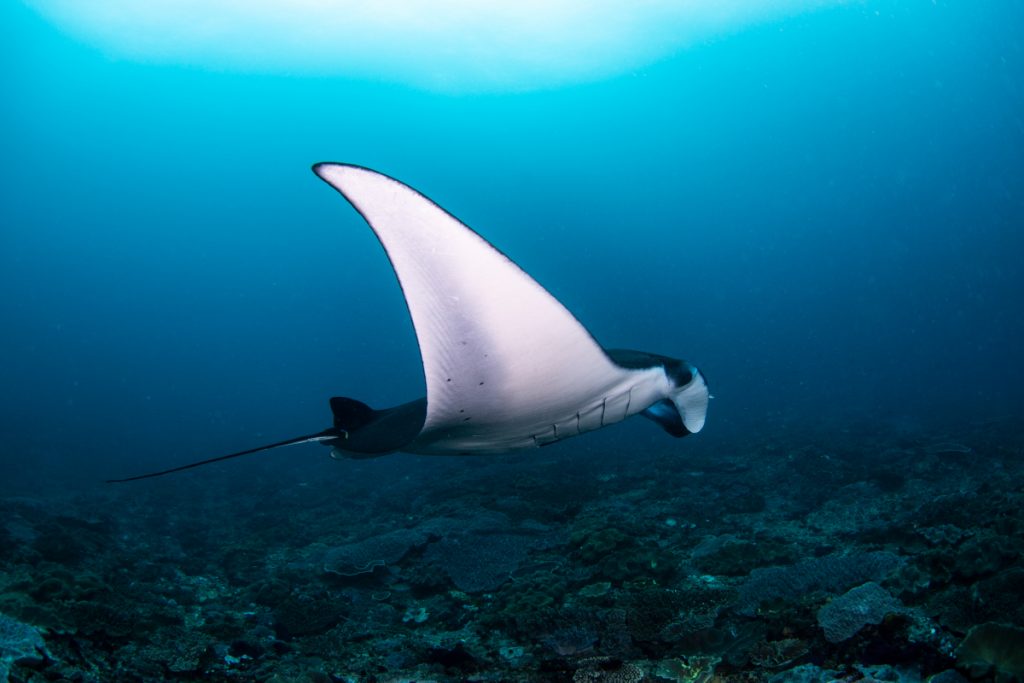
106,429,343,483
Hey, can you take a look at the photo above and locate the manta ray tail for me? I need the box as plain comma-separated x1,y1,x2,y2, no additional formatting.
105,429,341,483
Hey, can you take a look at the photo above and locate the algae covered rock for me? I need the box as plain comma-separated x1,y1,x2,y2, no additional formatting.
956,622,1024,681
425,532,534,593
767,663,837,683
573,527,631,564
0,611,47,679
817,581,904,643
323,528,428,577
273,592,348,638
734,551,902,616
573,656,644,683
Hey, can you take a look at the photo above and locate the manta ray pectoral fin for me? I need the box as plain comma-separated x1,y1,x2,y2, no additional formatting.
314,163,631,451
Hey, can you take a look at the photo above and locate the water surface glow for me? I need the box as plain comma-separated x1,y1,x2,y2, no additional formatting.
22,0,846,91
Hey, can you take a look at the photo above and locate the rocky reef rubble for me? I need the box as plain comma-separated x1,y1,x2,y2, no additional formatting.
0,416,1021,681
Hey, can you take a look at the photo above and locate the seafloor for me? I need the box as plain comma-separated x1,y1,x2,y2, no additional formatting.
1,416,1022,682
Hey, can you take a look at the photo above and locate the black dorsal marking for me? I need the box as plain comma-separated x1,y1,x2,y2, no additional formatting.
329,397,376,431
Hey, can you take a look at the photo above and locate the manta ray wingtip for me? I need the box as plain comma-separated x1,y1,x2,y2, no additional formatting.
311,161,336,177
312,163,375,192
313,162,373,178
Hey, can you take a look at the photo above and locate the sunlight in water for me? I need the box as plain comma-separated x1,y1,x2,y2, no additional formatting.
23,0,847,91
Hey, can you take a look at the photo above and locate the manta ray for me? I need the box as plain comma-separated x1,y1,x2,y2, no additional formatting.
110,164,708,482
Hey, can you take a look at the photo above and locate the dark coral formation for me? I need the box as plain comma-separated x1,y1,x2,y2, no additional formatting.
816,581,904,643
956,623,1024,681
0,416,1021,681
734,550,902,616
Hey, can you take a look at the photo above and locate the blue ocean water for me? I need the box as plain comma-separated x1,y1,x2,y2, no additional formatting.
1,2,1022,680
3,1,1019,489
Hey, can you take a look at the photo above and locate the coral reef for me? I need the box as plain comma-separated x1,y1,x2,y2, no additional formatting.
816,581,904,643
0,612,47,680
956,622,1024,681
734,550,902,616
0,417,1019,680
323,527,429,576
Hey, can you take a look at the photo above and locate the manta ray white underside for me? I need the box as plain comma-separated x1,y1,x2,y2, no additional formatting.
314,164,708,455
110,164,708,482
